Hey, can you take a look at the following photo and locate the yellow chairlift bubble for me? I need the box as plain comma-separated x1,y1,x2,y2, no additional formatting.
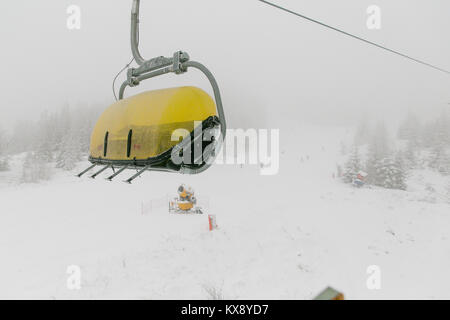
78,0,226,183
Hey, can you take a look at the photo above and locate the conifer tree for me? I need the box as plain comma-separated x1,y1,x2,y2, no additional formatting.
56,131,81,171
403,140,417,170
429,145,450,175
374,154,407,190
0,129,9,171
343,146,362,184
366,122,390,185
21,152,51,183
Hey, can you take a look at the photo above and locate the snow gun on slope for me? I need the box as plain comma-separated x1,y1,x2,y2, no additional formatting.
169,184,203,215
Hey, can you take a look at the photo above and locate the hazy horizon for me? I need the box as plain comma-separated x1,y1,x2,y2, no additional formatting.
1,0,449,131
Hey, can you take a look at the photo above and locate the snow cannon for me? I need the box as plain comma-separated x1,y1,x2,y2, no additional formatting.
178,184,195,201
170,184,202,214
77,0,226,183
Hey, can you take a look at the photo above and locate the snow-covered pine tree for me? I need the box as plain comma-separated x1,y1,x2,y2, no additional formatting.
398,111,421,147
56,131,82,171
0,128,9,171
52,106,86,171
420,121,435,151
76,109,98,156
445,179,450,204
375,157,390,189
435,111,450,148
336,164,343,178
21,152,52,183
427,111,450,175
403,140,418,170
343,146,361,184
429,145,450,175
365,122,390,185
35,111,58,158
374,157,389,188
354,114,371,146
21,152,35,182
76,125,90,157
0,157,9,171
366,148,381,186
36,140,53,163
9,104,103,178
393,152,408,190
374,154,407,190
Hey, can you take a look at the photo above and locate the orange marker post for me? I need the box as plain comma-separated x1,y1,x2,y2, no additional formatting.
208,215,217,231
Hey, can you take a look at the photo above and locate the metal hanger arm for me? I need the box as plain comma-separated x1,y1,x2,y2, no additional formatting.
131,0,145,65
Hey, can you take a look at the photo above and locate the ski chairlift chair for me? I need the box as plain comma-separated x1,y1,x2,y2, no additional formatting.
78,0,226,183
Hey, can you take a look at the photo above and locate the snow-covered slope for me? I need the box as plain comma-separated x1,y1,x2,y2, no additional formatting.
0,125,449,299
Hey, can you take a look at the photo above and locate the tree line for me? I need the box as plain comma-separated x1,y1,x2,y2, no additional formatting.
0,105,103,182
342,110,450,190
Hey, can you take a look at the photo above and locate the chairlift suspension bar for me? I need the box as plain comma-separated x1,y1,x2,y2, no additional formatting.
120,0,226,141
183,61,227,140
131,0,145,65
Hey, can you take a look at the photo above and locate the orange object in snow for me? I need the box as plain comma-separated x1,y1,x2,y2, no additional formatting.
208,215,217,231
169,184,203,214
178,201,194,211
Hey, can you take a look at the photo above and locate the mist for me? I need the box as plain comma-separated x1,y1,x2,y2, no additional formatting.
0,0,448,131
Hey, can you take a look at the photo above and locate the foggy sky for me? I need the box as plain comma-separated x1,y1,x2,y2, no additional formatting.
0,0,449,131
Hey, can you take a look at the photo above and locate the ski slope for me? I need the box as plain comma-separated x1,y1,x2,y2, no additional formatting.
0,125,449,299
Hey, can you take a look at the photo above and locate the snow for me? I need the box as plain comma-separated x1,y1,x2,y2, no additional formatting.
0,125,449,300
